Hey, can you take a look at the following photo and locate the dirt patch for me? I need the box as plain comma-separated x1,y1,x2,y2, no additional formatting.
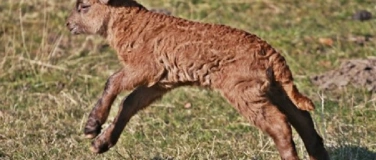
311,57,376,92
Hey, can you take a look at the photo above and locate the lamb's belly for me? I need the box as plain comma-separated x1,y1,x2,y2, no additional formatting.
157,65,213,88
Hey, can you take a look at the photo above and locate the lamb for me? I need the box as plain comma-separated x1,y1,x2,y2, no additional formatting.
66,0,330,159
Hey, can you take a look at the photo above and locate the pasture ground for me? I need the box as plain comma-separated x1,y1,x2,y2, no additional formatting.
1,0,376,159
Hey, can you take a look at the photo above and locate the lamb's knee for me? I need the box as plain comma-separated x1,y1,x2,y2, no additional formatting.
103,71,126,95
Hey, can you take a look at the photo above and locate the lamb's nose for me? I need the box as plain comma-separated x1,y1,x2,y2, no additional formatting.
66,22,74,31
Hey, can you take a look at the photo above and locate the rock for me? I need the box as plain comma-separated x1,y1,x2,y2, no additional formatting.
184,103,192,109
352,10,372,21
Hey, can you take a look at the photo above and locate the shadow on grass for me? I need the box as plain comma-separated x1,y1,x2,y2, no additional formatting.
151,156,174,160
150,146,376,160
329,145,376,160
0,151,8,159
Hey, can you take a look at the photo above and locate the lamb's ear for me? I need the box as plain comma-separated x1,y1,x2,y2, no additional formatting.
99,0,110,4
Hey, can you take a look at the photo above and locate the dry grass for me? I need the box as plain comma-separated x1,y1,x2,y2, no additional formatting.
1,0,376,159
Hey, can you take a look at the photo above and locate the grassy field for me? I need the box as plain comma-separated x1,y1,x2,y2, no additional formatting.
1,0,376,159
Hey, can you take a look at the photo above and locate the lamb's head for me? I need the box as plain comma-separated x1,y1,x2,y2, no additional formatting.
66,0,112,35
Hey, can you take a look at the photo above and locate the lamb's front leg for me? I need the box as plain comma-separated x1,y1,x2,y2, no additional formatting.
90,85,168,153
84,70,126,139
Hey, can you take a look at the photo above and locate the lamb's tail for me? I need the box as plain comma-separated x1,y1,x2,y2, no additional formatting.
265,49,315,111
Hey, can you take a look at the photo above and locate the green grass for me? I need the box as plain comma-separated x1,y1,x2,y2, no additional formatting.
1,0,376,159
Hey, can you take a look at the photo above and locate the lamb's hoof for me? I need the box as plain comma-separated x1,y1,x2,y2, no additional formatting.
85,133,97,139
90,139,111,154
84,119,102,139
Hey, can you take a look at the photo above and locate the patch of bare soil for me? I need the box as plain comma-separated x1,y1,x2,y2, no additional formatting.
311,57,376,92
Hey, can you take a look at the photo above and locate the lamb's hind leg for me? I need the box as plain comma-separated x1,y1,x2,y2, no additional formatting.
91,85,168,153
256,104,299,160
267,82,330,160
85,70,126,139
221,87,299,160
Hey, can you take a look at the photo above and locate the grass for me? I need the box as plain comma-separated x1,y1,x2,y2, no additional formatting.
1,0,376,159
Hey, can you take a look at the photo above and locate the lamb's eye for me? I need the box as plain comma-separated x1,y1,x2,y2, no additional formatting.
78,4,91,13
81,4,91,10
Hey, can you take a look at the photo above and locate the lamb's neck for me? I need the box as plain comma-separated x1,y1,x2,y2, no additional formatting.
105,7,150,52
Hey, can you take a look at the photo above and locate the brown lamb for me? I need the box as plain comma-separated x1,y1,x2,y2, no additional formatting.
66,0,330,159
